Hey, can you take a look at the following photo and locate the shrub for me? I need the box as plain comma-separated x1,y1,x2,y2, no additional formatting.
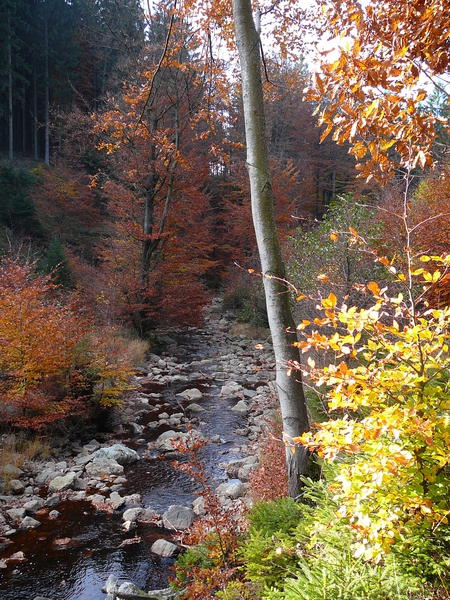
241,477,428,600
294,256,450,560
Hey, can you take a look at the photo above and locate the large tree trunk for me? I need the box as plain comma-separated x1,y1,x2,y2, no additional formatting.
231,0,309,498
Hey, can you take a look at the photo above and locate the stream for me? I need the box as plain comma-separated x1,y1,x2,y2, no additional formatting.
0,318,273,600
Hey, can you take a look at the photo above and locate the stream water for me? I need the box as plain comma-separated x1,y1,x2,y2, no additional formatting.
0,328,258,600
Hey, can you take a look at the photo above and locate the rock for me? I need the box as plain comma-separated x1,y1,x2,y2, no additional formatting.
92,443,140,465
220,456,259,478
176,388,203,400
170,375,188,384
123,493,142,506
44,494,60,508
6,508,26,523
23,497,45,514
72,491,87,501
48,510,60,519
150,538,179,558
118,581,150,598
147,588,184,599
130,423,145,434
102,574,118,594
36,468,62,485
73,478,86,491
48,471,78,493
185,402,205,413
8,479,25,495
123,507,144,523
215,481,247,500
243,388,258,398
162,505,195,530
110,491,125,509
231,400,250,413
8,551,26,561
18,516,41,530
220,381,243,396
84,457,124,477
238,464,257,482
122,520,136,532
155,430,184,452
158,412,170,419
82,439,101,454
4,464,24,479
75,454,93,466
138,508,159,523
192,496,206,516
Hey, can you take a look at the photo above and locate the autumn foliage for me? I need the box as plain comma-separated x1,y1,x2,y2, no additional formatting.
0,258,133,428
307,0,450,183
292,253,450,560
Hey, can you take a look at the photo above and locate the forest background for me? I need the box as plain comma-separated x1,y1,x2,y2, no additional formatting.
0,0,372,428
0,0,449,597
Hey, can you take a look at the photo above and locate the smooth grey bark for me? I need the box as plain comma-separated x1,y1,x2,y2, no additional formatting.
232,0,309,498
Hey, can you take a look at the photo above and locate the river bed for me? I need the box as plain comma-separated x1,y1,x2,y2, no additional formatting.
0,320,273,600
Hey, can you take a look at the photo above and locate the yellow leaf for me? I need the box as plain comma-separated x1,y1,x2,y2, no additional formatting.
330,232,338,241
323,292,337,309
365,98,379,118
380,138,396,152
318,273,331,282
432,270,441,283
339,361,348,374
368,281,380,296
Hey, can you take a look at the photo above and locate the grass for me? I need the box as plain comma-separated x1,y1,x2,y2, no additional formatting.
0,432,52,491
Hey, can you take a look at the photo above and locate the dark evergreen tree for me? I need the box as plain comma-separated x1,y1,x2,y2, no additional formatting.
0,163,38,234
41,236,73,287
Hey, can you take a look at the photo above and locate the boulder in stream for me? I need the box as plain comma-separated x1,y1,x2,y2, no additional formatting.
84,457,124,477
220,381,243,396
150,538,179,558
162,505,195,530
176,388,203,400
92,444,140,465
18,516,41,530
